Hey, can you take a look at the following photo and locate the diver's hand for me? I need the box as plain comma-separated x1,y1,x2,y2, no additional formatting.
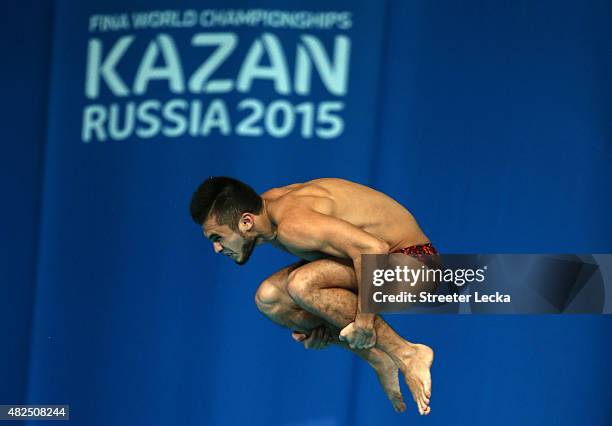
292,326,332,350
339,315,376,349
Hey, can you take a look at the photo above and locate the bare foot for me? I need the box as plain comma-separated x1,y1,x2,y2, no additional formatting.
369,350,406,413
396,344,433,415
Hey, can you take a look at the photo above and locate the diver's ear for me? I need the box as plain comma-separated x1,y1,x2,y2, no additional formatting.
238,212,255,233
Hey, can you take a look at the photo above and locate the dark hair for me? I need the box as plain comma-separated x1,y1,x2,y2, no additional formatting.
190,177,262,229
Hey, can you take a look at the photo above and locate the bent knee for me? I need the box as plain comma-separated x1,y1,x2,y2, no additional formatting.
255,280,285,315
286,268,313,303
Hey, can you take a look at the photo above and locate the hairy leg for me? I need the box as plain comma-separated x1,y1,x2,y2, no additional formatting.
285,259,433,415
254,263,406,412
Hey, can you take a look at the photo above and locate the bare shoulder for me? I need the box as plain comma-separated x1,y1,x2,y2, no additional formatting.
263,179,338,225
261,183,303,225
306,177,380,196
260,182,303,200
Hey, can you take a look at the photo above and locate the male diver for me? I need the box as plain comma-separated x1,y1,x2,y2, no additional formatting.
190,177,437,415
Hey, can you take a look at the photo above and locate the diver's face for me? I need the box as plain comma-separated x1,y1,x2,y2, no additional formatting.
203,218,255,265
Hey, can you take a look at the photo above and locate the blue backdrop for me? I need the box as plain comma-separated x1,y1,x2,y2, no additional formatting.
1,0,611,425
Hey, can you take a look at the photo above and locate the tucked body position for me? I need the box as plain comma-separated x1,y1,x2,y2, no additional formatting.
190,177,438,415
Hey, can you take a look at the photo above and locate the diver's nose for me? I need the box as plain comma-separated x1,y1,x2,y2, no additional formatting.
213,242,223,253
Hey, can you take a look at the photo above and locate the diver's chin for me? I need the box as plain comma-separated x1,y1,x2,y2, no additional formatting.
235,240,255,265
234,253,252,266
234,251,252,266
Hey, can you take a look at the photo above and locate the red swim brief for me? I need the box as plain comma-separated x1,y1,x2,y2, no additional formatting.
392,243,439,267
